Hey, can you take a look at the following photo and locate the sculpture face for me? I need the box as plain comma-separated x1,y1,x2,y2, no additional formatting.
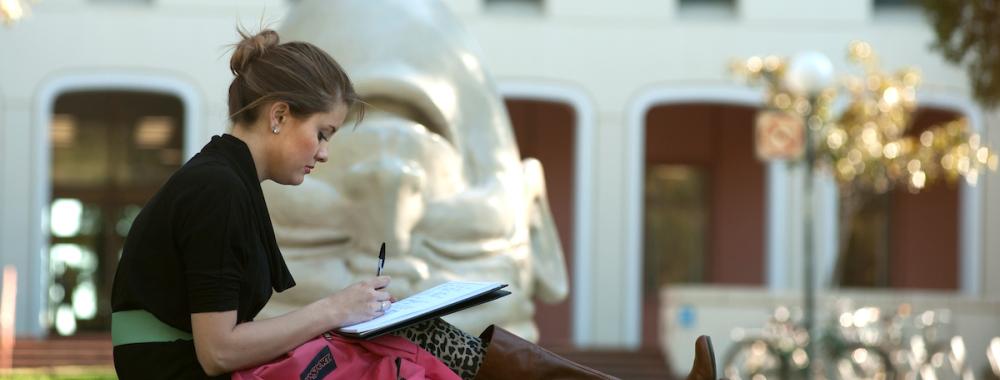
260,0,567,340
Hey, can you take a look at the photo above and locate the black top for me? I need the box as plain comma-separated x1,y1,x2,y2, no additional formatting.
111,134,295,379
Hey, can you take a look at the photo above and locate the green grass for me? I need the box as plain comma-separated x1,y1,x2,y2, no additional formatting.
0,366,116,380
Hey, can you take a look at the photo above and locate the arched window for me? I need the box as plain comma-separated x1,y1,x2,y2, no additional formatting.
836,106,964,290
48,90,185,335
642,103,766,346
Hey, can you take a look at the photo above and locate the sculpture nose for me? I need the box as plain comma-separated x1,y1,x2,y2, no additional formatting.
344,155,426,259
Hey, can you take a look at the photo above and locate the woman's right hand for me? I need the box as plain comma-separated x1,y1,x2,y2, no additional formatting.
323,276,393,327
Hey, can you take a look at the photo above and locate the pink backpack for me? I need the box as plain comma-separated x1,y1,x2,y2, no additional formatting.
232,332,462,380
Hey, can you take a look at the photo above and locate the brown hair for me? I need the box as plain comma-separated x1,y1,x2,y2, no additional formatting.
227,27,363,126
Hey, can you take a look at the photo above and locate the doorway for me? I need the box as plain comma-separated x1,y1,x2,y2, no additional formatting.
506,98,577,347
48,90,185,335
642,103,766,347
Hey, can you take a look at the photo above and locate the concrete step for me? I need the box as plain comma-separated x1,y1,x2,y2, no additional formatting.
547,346,675,380
10,333,113,368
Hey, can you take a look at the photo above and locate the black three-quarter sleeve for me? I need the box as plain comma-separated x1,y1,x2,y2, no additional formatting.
175,175,245,313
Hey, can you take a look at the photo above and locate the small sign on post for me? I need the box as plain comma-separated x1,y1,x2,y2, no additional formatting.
755,110,805,161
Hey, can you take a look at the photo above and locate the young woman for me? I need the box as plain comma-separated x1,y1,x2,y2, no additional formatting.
110,28,616,380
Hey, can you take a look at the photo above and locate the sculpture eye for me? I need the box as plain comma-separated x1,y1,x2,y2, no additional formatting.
419,236,519,260
272,226,352,258
362,96,452,143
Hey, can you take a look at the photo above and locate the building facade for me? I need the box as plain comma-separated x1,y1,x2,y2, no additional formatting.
1,0,998,373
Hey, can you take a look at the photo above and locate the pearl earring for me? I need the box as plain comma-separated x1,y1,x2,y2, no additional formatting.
271,124,279,134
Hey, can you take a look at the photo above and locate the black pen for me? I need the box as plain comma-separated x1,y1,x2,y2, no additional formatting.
377,242,386,277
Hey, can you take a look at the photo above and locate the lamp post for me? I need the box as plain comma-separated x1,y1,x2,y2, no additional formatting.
783,51,834,379
737,41,997,379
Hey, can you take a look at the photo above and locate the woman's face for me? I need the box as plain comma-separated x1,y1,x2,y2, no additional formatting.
270,103,348,185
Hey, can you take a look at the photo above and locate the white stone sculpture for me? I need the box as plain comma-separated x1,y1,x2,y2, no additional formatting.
258,0,568,341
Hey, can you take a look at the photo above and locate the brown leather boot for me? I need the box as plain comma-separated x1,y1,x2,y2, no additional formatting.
473,325,619,380
685,335,718,380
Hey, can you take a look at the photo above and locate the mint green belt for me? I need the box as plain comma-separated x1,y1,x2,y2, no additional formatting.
111,310,193,346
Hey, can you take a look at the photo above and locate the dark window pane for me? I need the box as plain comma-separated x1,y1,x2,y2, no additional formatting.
874,0,917,7
483,0,544,15
680,0,734,4
643,165,709,288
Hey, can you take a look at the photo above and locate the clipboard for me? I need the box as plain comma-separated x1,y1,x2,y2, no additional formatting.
336,282,510,340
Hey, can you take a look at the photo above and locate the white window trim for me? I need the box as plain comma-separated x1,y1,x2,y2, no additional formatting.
31,72,201,336
497,80,597,347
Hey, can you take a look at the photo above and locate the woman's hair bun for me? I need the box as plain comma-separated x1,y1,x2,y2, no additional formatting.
226,24,361,127
230,28,280,76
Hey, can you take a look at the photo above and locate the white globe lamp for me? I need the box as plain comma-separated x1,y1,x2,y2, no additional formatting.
784,51,834,95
